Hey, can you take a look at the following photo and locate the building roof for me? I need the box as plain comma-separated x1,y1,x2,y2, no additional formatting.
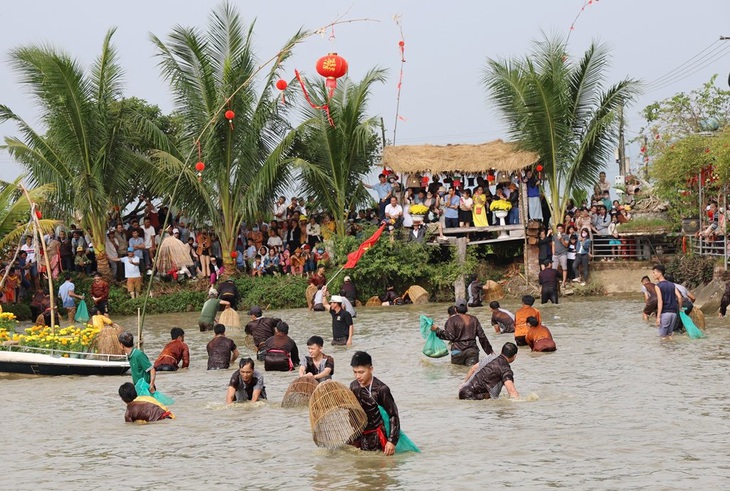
382,139,539,174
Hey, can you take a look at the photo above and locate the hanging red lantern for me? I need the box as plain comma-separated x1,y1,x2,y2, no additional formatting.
224,110,235,121
230,251,238,259
276,79,288,91
536,164,544,172
35,210,42,220
315,52,348,97
195,161,205,172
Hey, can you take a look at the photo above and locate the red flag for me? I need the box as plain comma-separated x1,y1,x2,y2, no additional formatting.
343,223,386,269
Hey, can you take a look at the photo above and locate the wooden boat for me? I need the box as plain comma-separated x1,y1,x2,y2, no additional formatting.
0,344,129,376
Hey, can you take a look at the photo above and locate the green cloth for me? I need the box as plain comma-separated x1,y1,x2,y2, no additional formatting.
378,405,420,453
199,298,221,324
128,348,152,385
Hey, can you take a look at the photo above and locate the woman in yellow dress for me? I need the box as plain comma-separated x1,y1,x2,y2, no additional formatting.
472,186,489,227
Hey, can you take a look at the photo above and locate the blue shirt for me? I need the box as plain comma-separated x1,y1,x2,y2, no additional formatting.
444,196,460,219
373,182,392,201
58,281,76,308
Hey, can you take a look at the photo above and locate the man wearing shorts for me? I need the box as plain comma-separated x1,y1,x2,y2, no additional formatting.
652,264,682,340
552,223,570,288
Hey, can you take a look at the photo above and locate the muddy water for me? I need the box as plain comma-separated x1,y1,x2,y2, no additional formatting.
3,298,730,489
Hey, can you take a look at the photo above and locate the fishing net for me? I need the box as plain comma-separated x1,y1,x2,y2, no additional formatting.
219,307,240,328
689,308,706,329
155,236,194,272
680,311,706,339
135,379,175,406
420,315,448,358
404,285,429,304
74,300,89,324
308,380,367,449
91,323,125,355
377,405,420,453
281,376,319,408
482,280,505,302
365,295,381,307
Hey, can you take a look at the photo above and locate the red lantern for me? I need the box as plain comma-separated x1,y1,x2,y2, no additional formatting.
315,52,348,96
536,164,544,172
35,210,42,220
276,79,287,91
224,110,235,121
195,161,205,172
398,41,405,48
230,251,238,259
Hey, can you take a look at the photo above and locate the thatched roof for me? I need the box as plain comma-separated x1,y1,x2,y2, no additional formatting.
382,140,539,175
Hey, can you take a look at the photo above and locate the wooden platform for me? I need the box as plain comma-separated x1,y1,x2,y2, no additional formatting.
441,224,524,235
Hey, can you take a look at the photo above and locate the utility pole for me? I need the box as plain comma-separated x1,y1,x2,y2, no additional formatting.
617,104,626,176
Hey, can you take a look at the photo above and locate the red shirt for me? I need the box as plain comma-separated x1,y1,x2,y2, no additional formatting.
90,280,110,302
154,338,190,369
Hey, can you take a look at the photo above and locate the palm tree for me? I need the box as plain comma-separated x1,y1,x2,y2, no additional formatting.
0,178,55,250
483,36,640,226
149,1,305,270
292,69,386,236
0,29,168,279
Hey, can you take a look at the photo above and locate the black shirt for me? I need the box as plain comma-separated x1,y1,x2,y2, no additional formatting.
330,308,353,340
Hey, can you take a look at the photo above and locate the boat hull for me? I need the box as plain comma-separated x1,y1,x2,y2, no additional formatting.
0,350,130,376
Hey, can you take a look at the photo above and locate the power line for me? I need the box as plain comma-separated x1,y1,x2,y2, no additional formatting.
646,44,730,93
645,39,721,88
645,42,730,92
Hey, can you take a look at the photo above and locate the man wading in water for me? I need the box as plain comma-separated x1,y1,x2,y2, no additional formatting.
652,264,683,340
349,351,399,455
431,300,493,365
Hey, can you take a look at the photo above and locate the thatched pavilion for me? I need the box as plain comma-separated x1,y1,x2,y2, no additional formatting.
382,139,542,291
382,139,538,177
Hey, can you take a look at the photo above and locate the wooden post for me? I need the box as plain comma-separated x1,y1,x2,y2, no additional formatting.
19,186,56,330
454,237,467,300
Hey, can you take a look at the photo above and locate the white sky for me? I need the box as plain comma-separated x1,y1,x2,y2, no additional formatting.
0,0,728,191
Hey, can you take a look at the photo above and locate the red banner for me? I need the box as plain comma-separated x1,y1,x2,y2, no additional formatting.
343,224,386,269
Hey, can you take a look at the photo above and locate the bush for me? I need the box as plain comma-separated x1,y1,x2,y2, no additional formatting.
232,275,309,311
329,232,477,301
665,255,715,288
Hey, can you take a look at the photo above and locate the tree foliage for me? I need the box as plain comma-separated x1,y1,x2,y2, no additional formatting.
483,35,640,228
149,1,305,269
0,29,171,278
292,69,386,235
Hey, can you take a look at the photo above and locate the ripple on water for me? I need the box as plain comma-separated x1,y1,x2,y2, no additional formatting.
3,297,730,488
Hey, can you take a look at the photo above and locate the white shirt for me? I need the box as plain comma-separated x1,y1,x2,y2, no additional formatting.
121,255,141,278
385,204,403,218
21,243,36,263
267,235,283,249
142,225,156,249
402,204,413,228
274,203,287,219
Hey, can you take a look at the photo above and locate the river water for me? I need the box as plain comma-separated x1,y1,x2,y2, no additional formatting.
2,297,730,490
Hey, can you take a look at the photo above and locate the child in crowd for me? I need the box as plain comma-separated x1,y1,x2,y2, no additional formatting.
251,255,264,277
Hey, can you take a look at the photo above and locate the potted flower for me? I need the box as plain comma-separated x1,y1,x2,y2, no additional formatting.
409,203,429,222
490,199,512,233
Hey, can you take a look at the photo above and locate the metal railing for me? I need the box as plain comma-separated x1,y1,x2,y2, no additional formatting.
0,343,128,362
589,235,677,261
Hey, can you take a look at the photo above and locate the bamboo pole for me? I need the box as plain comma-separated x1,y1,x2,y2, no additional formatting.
19,185,56,330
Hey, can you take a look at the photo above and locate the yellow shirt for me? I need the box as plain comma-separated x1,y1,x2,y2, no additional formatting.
91,314,113,330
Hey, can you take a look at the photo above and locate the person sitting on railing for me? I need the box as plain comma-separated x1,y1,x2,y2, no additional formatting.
384,196,404,232
699,202,724,242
